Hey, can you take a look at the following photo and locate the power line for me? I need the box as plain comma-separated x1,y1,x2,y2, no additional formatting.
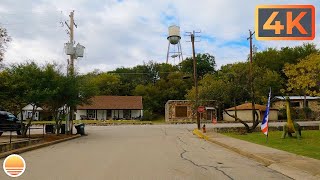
107,72,179,75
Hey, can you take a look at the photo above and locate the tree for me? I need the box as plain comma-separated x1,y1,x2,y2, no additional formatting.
0,69,29,116
179,53,216,78
0,62,97,135
186,61,283,133
284,53,320,109
133,72,192,116
0,62,43,135
39,64,69,134
0,27,11,62
83,71,120,95
109,61,179,96
254,43,318,74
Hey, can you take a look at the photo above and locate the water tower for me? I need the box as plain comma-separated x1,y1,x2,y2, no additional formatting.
166,25,183,64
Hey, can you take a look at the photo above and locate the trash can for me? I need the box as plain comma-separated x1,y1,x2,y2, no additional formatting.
60,124,66,134
45,125,54,134
75,123,85,135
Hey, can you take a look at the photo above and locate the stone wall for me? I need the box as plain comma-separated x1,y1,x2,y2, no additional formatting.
165,100,216,122
165,100,194,122
308,101,320,112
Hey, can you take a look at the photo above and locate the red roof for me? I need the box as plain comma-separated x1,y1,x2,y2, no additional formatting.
77,96,143,110
226,103,278,111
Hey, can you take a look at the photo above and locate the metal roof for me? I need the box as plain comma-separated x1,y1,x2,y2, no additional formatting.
273,96,320,100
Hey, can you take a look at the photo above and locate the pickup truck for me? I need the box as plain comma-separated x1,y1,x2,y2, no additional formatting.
0,111,23,136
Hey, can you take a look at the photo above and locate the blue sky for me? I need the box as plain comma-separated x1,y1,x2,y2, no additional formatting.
0,0,319,73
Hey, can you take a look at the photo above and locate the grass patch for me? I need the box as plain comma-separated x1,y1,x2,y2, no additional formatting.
224,130,320,160
151,118,166,124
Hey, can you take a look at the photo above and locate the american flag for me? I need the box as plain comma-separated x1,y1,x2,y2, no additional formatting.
261,88,271,136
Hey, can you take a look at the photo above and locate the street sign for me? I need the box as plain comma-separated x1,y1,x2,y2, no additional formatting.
197,106,205,113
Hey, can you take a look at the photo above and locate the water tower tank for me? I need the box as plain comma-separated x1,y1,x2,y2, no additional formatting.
167,25,181,45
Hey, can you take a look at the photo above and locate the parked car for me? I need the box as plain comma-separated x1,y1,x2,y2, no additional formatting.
0,111,23,136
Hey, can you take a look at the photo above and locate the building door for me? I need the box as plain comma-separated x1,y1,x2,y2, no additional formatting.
206,108,217,121
106,110,112,120
123,110,131,119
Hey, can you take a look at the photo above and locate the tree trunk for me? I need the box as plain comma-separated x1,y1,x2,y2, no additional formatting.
303,92,308,119
22,104,36,137
224,109,250,132
234,97,237,121
250,110,260,132
53,110,60,136
19,105,25,136
224,109,259,133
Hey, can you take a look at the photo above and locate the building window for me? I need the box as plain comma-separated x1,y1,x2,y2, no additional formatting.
175,106,188,117
290,102,300,107
87,110,96,119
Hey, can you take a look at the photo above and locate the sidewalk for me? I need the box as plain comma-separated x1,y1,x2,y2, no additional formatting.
193,129,320,180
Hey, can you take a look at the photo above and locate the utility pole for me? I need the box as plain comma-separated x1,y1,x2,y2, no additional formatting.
62,11,84,135
247,29,256,123
65,10,76,134
69,11,75,77
186,30,201,130
69,11,74,134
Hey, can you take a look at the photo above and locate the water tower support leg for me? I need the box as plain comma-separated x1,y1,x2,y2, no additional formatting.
166,42,170,64
178,41,183,62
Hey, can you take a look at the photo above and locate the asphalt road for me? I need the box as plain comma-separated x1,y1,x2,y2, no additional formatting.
0,125,291,180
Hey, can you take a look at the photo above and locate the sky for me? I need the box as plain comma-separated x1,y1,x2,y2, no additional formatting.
0,0,319,74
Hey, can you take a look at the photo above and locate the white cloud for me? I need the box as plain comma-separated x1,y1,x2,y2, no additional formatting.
0,0,319,73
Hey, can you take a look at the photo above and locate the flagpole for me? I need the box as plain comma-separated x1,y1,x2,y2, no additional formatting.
267,87,271,144
262,87,271,143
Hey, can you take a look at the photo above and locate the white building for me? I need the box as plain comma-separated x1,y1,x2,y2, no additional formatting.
76,96,143,120
223,103,278,122
17,104,43,121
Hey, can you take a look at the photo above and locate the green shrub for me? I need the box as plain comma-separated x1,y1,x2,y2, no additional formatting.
142,110,155,121
278,108,287,120
278,107,313,120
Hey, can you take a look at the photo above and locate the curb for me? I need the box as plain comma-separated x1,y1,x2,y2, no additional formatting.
0,134,81,159
192,129,209,141
192,130,320,179
192,129,275,166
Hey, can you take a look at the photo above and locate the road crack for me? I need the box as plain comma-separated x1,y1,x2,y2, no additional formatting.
201,165,234,180
180,149,208,170
161,128,167,136
177,136,187,145
177,137,234,180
